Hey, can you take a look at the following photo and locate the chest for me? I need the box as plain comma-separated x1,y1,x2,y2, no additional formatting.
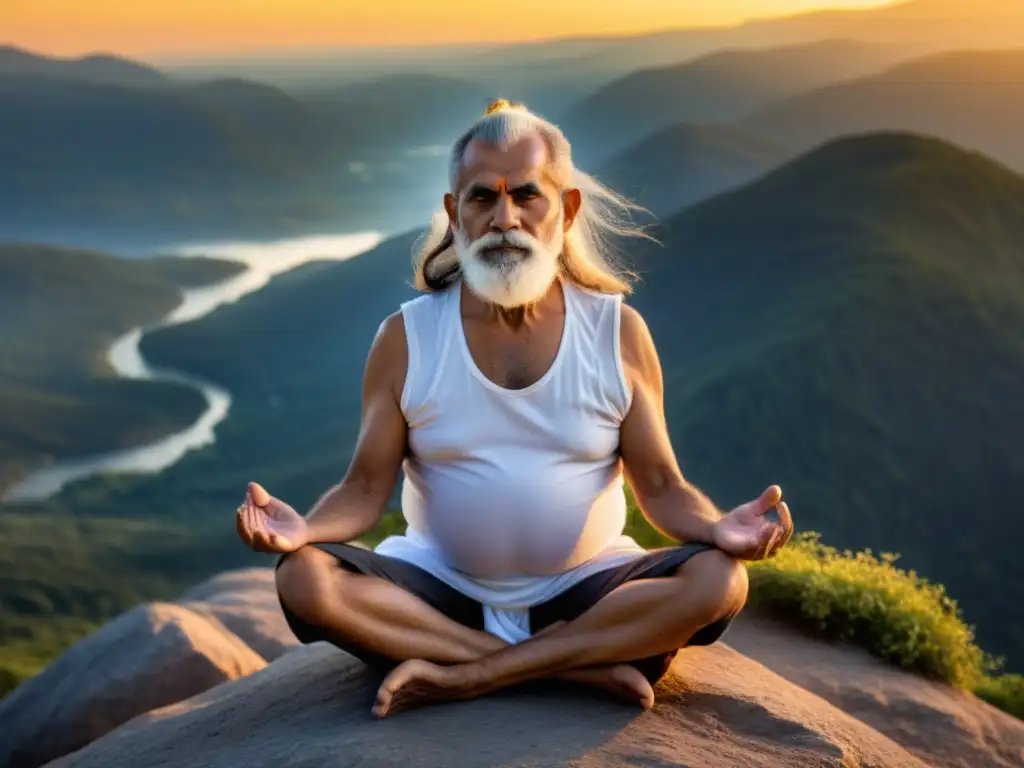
462,314,565,391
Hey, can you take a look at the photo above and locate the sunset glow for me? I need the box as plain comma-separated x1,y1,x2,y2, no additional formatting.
2,0,898,58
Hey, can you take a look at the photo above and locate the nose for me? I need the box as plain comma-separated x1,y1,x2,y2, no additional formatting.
490,192,519,233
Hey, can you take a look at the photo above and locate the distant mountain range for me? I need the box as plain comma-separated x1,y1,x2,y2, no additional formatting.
743,47,1024,172
0,46,166,87
597,123,787,219
561,38,915,164
5,0,1024,248
159,0,1024,104
0,48,489,249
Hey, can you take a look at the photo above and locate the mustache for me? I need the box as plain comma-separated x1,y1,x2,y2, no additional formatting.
465,230,537,254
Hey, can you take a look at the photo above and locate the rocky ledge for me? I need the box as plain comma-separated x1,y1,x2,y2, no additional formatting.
0,567,1020,768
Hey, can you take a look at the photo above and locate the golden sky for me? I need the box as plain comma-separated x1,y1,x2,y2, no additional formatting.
2,0,897,58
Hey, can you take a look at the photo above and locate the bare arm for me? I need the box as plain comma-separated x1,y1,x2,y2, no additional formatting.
303,312,410,544
617,304,724,544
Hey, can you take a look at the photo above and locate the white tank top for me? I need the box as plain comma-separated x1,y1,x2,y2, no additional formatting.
374,278,647,642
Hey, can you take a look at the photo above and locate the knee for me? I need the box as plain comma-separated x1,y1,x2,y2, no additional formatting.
275,545,338,622
676,548,749,625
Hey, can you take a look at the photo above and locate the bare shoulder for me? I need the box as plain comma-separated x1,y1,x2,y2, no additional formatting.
618,301,663,393
364,310,409,402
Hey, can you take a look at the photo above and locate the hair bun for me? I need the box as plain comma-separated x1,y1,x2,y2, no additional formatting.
484,98,525,115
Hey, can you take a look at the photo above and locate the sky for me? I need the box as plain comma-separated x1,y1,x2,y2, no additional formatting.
2,0,898,58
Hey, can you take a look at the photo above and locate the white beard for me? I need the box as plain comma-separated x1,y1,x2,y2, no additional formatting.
454,220,563,309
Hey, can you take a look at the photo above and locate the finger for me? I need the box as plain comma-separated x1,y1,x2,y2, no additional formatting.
752,485,783,517
246,500,270,552
235,502,250,543
249,481,271,507
373,679,399,719
241,498,258,544
252,505,273,551
754,525,780,561
245,498,260,542
776,501,794,547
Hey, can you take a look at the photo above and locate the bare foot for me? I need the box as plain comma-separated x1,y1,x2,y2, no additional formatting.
558,664,655,709
531,621,654,708
372,659,482,718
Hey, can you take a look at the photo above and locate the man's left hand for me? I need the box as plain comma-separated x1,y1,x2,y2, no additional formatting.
712,485,793,561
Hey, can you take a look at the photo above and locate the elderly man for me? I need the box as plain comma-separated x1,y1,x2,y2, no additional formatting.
236,99,793,718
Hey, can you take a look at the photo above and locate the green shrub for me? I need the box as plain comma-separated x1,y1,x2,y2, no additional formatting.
975,673,1024,720
743,531,994,689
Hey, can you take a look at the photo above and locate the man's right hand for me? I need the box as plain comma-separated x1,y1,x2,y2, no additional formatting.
236,481,310,553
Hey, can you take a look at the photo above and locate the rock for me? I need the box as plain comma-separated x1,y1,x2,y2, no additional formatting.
0,603,266,768
45,641,928,768
725,612,1024,768
177,567,299,661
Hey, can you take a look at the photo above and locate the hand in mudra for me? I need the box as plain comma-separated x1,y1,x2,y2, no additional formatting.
713,484,793,561
235,481,309,553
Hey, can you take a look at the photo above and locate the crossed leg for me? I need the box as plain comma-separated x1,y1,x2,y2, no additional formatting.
276,547,658,706
275,544,748,717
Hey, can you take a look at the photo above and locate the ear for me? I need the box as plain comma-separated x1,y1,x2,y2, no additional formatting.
444,192,459,229
562,188,582,230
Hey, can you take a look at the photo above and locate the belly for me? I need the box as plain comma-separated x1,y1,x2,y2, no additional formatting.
400,463,627,578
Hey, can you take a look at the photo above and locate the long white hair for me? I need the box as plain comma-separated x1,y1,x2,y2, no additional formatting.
413,99,655,295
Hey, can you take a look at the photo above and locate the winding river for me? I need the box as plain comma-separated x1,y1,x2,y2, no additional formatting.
3,231,383,504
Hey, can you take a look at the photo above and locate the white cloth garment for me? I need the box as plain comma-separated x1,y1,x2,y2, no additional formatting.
374,278,647,643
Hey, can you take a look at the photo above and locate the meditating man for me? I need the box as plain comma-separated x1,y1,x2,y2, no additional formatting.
235,99,794,718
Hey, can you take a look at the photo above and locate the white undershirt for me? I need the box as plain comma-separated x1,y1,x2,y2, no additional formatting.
374,280,647,643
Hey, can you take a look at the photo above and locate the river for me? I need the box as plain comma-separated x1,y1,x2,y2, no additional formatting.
2,231,383,504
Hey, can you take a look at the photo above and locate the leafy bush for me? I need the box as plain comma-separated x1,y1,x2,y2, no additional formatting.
975,673,1024,720
743,531,994,689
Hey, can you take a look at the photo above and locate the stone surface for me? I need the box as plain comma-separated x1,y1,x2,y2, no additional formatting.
0,602,266,768
178,566,299,661
46,641,928,768
726,613,1024,768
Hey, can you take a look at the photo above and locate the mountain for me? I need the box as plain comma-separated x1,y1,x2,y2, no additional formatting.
302,73,495,152
0,45,168,87
0,71,346,248
579,0,1024,76
624,131,1024,668
560,39,914,164
0,244,241,497
742,48,1024,172
185,78,331,161
0,59,480,248
597,123,787,218
171,0,1023,112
